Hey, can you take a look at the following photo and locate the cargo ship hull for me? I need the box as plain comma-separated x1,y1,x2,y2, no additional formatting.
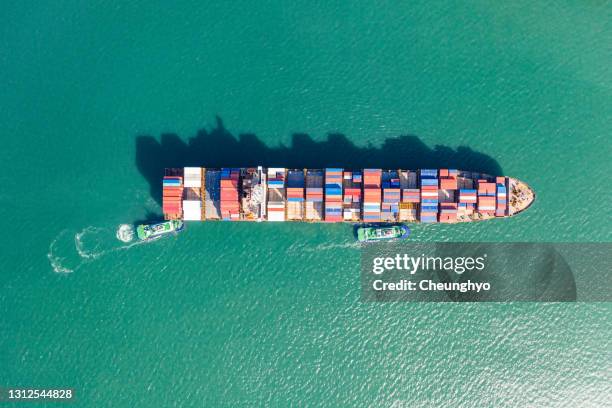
162,167,534,224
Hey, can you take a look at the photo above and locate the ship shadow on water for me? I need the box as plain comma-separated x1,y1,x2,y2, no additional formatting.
135,116,503,208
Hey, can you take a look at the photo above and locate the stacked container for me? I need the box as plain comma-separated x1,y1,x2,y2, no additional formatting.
420,169,439,223
286,170,305,220
305,169,324,221
399,177,419,222
267,168,286,221
477,180,496,215
402,188,420,203
459,189,477,203
163,175,183,219
381,171,400,222
342,171,362,221
458,188,477,214
439,202,458,223
439,168,458,190
363,169,382,222
324,168,343,222
495,177,507,217
220,168,240,220
183,167,202,188
182,167,202,221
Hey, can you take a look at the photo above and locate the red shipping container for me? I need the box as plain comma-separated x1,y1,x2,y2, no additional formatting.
221,179,238,188
221,196,239,202
478,182,496,191
440,178,458,190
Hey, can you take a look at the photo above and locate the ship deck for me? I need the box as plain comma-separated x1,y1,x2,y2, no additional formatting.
161,167,534,224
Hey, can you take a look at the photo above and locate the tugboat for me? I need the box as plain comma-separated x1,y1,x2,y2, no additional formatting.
136,220,184,241
357,225,410,242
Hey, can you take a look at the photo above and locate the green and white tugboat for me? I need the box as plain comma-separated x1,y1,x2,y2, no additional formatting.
357,225,410,243
136,220,184,241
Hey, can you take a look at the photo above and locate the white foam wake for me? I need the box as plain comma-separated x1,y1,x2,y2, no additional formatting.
47,225,151,274
48,229,75,274
287,241,361,253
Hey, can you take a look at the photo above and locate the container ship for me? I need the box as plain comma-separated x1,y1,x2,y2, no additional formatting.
161,167,534,224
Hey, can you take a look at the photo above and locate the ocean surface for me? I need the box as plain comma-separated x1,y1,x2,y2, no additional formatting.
1,1,611,406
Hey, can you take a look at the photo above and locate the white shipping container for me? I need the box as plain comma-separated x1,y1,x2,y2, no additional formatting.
267,203,285,209
267,211,285,221
183,200,202,220
184,167,202,176
184,167,202,188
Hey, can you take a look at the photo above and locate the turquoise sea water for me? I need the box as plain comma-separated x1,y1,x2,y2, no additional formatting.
1,1,611,406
